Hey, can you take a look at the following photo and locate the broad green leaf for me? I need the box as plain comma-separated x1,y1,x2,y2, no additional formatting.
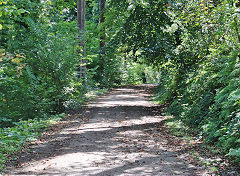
17,9,25,15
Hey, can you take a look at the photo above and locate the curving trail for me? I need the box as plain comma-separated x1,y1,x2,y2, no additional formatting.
6,85,207,176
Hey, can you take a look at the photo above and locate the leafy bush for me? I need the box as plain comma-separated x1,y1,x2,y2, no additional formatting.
153,0,240,165
0,113,65,171
0,20,83,126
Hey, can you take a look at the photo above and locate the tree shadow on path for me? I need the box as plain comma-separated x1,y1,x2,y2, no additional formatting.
6,85,203,176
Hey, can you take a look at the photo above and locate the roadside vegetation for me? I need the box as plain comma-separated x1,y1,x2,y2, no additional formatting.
152,0,240,166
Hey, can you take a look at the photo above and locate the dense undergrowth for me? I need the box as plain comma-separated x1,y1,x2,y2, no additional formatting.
152,1,240,165
162,117,240,174
0,113,65,171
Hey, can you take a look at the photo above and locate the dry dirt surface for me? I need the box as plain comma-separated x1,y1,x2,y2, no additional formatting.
5,85,211,176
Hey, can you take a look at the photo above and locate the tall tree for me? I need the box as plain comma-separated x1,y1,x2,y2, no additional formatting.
99,0,106,83
99,0,106,55
77,0,86,78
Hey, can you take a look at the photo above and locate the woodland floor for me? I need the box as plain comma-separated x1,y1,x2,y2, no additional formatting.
3,85,231,176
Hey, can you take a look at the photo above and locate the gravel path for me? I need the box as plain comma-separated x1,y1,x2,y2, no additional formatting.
5,85,207,176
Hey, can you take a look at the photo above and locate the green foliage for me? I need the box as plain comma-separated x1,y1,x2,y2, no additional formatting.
0,113,65,171
120,60,145,84
150,0,240,164
0,20,82,125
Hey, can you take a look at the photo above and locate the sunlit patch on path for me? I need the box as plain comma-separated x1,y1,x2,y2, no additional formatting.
6,85,206,176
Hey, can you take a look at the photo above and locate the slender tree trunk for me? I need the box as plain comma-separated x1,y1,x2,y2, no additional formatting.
99,0,106,57
77,0,86,79
99,0,106,85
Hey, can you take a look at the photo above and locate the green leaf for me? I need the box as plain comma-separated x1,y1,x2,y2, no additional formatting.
229,148,240,157
17,9,25,15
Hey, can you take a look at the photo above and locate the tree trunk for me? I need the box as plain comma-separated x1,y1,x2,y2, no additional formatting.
99,0,106,85
99,0,106,56
77,0,86,79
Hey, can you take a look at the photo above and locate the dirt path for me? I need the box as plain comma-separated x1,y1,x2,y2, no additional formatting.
6,85,208,176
